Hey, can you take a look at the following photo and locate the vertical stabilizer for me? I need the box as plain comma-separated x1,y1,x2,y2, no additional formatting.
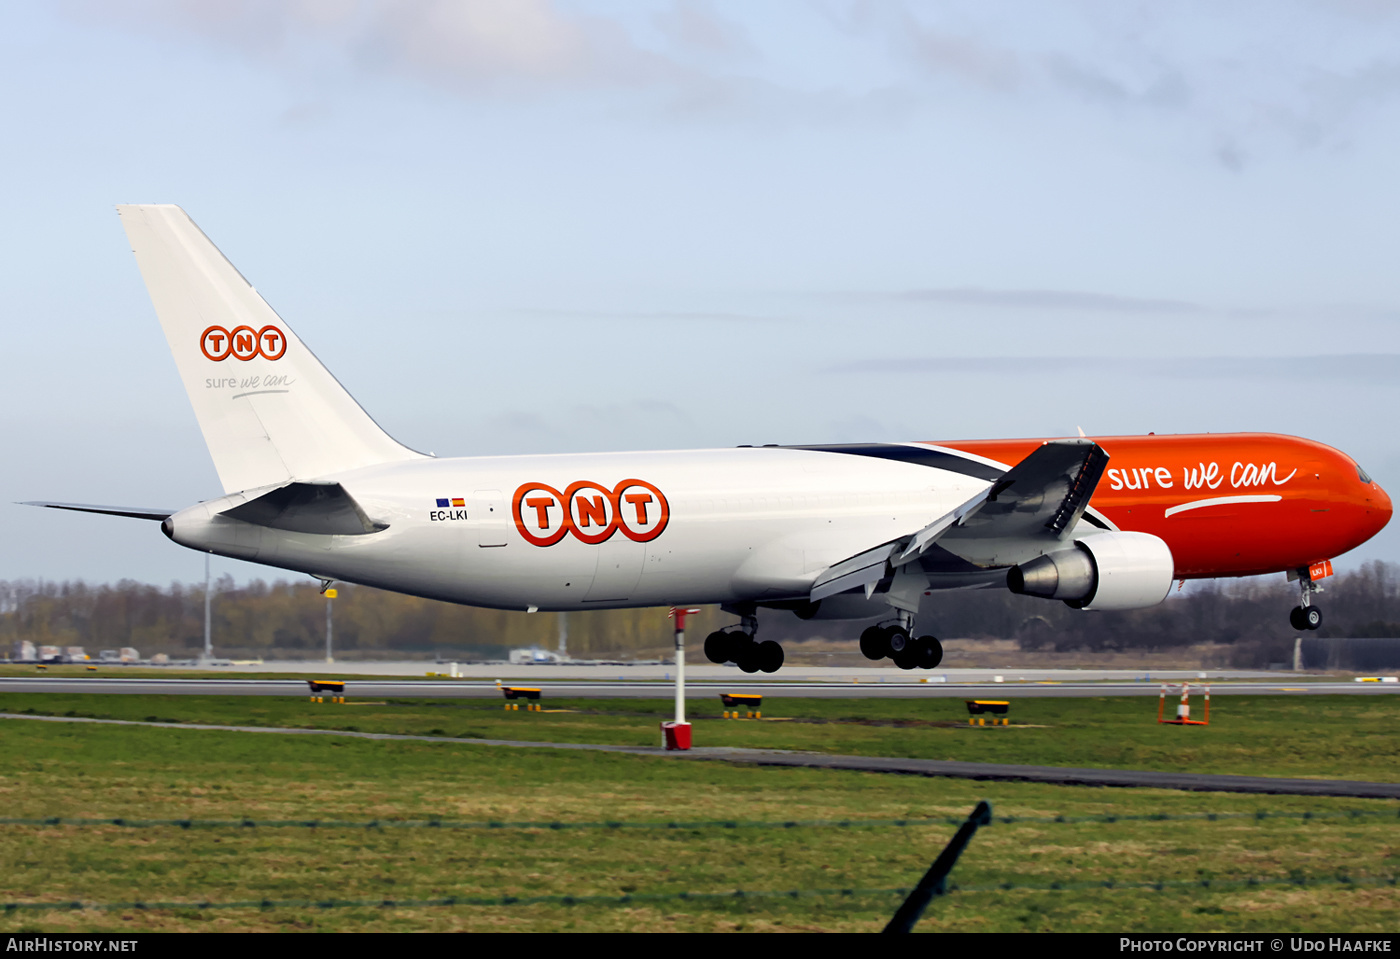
118,205,424,494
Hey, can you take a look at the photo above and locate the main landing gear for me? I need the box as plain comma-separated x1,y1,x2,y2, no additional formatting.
858,612,943,670
703,609,785,674
1288,567,1324,631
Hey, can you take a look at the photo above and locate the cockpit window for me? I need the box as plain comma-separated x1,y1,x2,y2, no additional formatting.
1357,463,1374,484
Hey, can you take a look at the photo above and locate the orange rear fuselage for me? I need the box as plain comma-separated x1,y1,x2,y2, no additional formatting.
940,433,1391,579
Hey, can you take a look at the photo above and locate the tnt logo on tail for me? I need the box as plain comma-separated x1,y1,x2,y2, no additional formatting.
201,324,287,361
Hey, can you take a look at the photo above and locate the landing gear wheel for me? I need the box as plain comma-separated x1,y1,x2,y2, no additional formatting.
1291,567,1326,634
757,640,784,673
859,625,887,661
916,635,943,669
704,631,733,665
885,627,911,657
731,634,760,673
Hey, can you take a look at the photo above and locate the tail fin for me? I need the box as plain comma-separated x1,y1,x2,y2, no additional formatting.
118,205,424,494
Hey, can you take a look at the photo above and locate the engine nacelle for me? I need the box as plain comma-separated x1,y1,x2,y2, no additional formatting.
1007,532,1174,611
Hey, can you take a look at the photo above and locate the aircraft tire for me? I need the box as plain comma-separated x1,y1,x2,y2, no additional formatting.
704,630,733,664
859,625,887,660
1289,607,1308,631
916,635,943,669
1304,607,1323,630
757,640,784,673
732,634,761,673
885,626,911,656
892,648,919,670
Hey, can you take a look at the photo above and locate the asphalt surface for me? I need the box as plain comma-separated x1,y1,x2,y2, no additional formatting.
5,713,1396,799
2,676,1397,699
51,661,1285,681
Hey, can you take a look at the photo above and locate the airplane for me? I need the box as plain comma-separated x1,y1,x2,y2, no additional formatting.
25,206,1394,673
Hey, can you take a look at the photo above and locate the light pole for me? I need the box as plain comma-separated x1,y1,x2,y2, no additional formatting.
325,588,337,664
203,553,213,662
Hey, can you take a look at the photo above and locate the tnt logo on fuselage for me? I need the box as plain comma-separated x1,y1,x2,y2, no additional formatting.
513,480,669,546
201,324,287,361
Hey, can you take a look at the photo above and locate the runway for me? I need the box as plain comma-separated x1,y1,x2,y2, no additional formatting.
2,675,1396,699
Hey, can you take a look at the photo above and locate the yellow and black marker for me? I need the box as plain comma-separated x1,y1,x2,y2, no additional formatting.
501,686,542,712
719,692,763,720
307,679,347,704
964,700,1010,726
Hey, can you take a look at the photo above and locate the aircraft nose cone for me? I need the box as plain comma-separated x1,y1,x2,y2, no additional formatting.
1369,481,1393,536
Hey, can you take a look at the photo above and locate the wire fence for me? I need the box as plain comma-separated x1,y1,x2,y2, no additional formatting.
1,807,1395,830
4,873,1395,914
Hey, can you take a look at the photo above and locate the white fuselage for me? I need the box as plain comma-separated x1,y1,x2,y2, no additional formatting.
166,446,994,611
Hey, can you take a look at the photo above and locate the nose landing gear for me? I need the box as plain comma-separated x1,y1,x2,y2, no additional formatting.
1289,567,1324,631
1289,605,1323,631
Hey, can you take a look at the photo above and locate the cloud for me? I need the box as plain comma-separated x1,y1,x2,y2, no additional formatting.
1045,56,1190,111
841,287,1202,314
871,2,1400,158
509,307,794,324
71,0,910,126
481,399,694,451
571,399,694,428
652,0,755,61
826,354,1400,383
358,0,677,93
900,18,1021,92
64,0,1400,146
75,0,681,94
1214,138,1247,173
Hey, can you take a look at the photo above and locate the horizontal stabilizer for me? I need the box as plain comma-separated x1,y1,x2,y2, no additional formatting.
21,502,175,521
220,482,386,536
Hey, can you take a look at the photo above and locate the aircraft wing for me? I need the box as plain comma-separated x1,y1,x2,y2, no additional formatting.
21,502,176,521
808,439,1108,602
939,438,1108,544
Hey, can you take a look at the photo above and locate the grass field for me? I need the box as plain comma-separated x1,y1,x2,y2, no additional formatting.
3,689,1400,781
1,693,1397,933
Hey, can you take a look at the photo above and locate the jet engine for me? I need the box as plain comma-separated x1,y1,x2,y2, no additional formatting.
1006,531,1174,611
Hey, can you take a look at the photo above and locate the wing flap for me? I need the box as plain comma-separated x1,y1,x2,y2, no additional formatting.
810,543,898,602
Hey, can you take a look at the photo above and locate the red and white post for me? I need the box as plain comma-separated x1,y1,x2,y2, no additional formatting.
663,607,701,749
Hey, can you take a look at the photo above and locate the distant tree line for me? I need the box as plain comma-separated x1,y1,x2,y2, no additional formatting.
0,576,724,660
946,559,1400,649
3,562,1399,660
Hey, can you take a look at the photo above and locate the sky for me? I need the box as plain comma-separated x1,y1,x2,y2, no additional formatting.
6,0,1400,588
